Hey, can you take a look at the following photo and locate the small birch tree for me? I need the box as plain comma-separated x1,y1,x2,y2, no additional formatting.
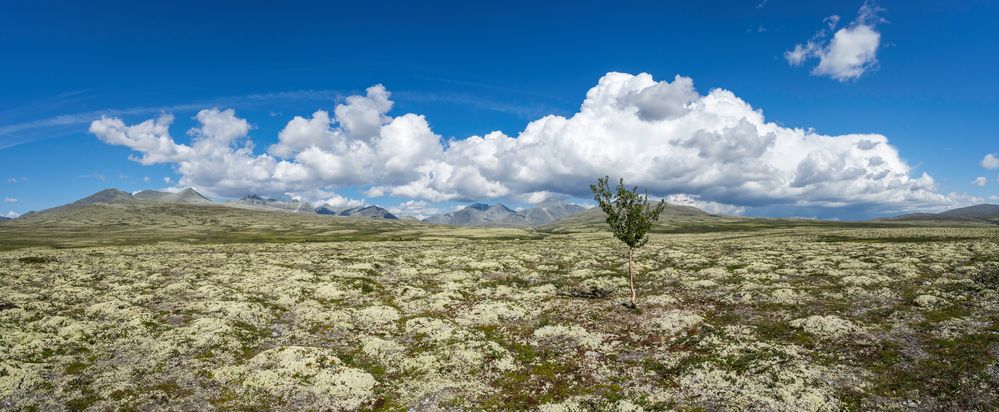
590,176,666,309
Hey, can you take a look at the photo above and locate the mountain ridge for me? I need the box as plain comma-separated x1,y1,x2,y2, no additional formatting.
34,188,214,215
228,194,316,213
317,204,398,219
133,188,213,205
878,204,999,225
424,200,587,227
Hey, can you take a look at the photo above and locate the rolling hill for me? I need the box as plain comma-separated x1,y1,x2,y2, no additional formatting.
0,202,534,250
10,188,972,249
878,204,999,225
27,188,214,216
541,202,721,233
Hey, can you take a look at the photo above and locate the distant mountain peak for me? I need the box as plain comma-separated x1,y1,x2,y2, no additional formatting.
491,203,515,213
68,188,135,207
133,188,212,204
316,204,398,219
423,201,587,227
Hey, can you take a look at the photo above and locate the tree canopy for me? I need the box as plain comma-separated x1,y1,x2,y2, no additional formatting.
590,176,666,248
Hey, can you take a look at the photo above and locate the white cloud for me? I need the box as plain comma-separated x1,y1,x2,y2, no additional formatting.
2,197,15,203
973,176,987,187
523,191,564,205
388,200,440,219
981,153,999,169
89,114,192,164
785,1,884,81
1,90,343,150
163,176,173,184
322,194,365,209
663,194,746,215
4,211,18,218
93,71,957,216
825,15,841,30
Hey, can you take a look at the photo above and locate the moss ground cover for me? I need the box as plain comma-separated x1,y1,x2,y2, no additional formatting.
1,226,998,410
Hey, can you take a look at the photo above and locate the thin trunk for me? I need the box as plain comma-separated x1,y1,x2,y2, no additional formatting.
628,247,637,308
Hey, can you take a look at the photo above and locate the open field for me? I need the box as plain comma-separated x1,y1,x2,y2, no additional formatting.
0,204,538,251
2,219,999,411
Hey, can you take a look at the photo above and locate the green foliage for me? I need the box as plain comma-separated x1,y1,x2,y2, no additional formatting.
590,176,666,249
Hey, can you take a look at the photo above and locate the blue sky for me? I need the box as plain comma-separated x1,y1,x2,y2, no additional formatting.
1,0,998,220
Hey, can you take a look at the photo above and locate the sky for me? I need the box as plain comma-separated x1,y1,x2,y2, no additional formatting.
1,0,998,220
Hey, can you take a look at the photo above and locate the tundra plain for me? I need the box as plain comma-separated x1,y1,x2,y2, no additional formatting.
1,210,998,411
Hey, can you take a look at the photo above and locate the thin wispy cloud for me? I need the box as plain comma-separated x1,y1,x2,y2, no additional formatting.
0,88,559,150
0,90,344,150
0,89,95,123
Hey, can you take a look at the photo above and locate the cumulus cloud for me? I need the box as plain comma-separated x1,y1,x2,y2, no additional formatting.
785,1,884,81
321,194,365,209
388,200,441,219
89,114,193,164
981,153,999,169
663,194,745,215
4,211,17,218
521,191,569,205
973,176,987,187
2,197,15,203
93,71,955,216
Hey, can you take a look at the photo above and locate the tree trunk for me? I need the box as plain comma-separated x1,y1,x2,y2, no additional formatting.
628,247,637,308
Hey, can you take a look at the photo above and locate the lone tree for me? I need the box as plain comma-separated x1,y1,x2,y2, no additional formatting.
590,176,666,309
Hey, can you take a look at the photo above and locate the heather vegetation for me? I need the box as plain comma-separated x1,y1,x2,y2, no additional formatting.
2,224,998,410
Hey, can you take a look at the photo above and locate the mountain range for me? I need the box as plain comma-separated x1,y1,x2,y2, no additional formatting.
229,194,316,213
8,188,999,229
37,188,213,212
316,205,398,219
133,188,213,204
423,199,588,227
880,204,999,225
